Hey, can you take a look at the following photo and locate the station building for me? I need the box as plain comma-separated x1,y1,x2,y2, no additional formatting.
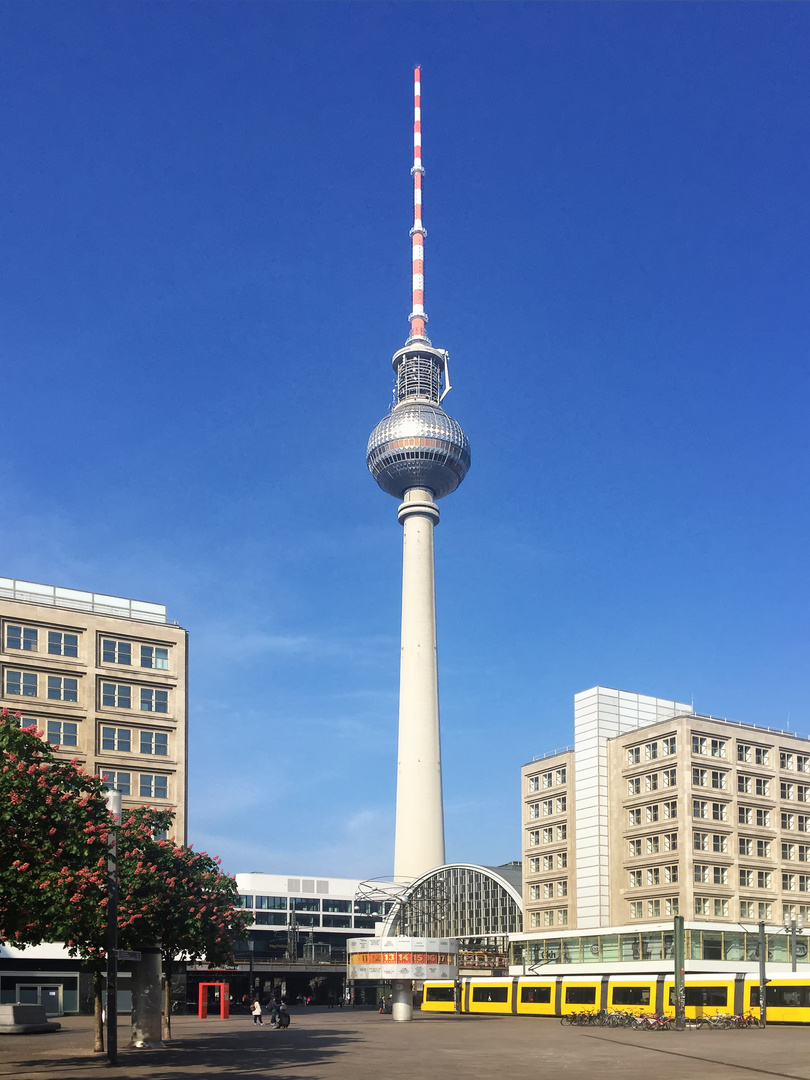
514,686,810,973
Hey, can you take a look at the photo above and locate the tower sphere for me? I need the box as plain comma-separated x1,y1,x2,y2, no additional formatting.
366,399,470,501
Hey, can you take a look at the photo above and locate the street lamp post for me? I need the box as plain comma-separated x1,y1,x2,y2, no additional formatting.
758,921,768,1027
784,911,804,973
105,789,122,1068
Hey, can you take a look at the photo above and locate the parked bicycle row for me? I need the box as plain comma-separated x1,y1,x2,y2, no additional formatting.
561,1009,761,1029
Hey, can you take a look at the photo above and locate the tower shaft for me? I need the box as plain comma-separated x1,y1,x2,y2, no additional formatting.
394,488,444,881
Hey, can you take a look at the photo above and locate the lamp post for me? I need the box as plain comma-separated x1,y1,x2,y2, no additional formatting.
105,789,122,1068
784,911,804,973
758,921,768,1027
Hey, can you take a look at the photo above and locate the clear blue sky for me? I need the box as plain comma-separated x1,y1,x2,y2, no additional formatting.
1,2,808,877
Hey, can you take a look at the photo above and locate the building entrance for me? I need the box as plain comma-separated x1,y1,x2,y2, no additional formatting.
17,984,61,1015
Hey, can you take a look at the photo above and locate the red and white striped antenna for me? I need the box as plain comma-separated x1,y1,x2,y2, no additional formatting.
408,66,429,343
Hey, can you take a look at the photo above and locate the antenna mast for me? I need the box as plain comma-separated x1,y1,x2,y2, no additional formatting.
408,66,428,343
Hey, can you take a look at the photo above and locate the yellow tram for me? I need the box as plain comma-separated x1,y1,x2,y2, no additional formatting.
422,973,810,1023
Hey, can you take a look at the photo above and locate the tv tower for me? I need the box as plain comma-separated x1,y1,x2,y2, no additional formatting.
367,68,471,882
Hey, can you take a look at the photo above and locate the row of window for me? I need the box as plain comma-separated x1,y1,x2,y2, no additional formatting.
528,853,568,873
527,797,567,818
628,898,679,918
528,908,569,928
694,865,772,888
101,770,170,799
527,767,567,792
237,896,382,914
629,833,679,856
529,880,568,900
627,737,677,765
4,671,169,712
35,719,168,756
627,770,676,795
527,825,568,846
629,865,679,888
627,800,677,824
4,624,170,670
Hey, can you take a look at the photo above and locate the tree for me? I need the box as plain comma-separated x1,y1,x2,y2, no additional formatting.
1,714,251,1046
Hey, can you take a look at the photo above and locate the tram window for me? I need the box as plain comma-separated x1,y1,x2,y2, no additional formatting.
425,987,455,1002
670,987,728,1007
612,986,650,1006
472,986,509,1003
521,986,551,1004
750,986,810,1008
565,987,596,1005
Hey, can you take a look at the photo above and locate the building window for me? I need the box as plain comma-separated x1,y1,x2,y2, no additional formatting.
665,864,678,884
663,800,677,819
542,828,553,843
782,813,795,831
665,897,679,915
757,871,771,889
557,880,567,897
756,809,770,827
542,799,554,816
629,902,643,919
556,824,567,841
528,775,539,792
529,912,542,928
102,683,131,709
739,837,753,856
556,768,567,786
693,736,707,755
663,768,676,788
557,852,568,868
102,639,131,665
712,834,728,853
711,739,726,758
781,842,795,861
712,803,728,822
542,882,554,899
542,854,554,871
646,804,659,823
757,840,771,858
694,864,709,883
139,774,168,799
740,900,755,919
646,836,660,855
101,726,131,752
647,867,660,886
101,770,130,795
628,778,641,796
543,911,555,927
139,731,168,755
714,898,729,917
647,899,661,917
47,676,77,702
629,839,642,857
645,742,658,761
557,909,568,925
799,786,810,804
46,720,78,747
629,808,642,826
542,771,553,789
140,688,168,713
713,866,728,885
799,845,810,862
800,816,810,833
529,884,541,900
739,775,752,794
47,631,79,658
756,748,769,766
664,832,678,851
694,897,710,915
6,625,38,651
693,800,708,819
738,743,751,763
556,796,567,814
629,871,642,888
739,806,753,825
645,773,658,792
140,645,169,670
783,874,796,891
798,755,810,774
781,752,794,771
693,768,708,787
528,803,540,820
694,831,709,851
662,737,676,755
755,778,770,797
711,771,727,790
6,671,37,697
628,747,641,765
758,903,772,919
529,857,541,873
528,830,540,846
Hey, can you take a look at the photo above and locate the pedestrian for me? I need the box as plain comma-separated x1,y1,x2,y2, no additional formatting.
268,1000,279,1027
277,1002,291,1028
251,998,264,1026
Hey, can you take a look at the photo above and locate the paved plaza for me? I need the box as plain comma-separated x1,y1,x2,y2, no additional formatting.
1,1008,810,1080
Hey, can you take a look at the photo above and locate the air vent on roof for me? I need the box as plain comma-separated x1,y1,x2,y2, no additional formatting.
316,880,329,893
287,879,301,892
302,879,315,892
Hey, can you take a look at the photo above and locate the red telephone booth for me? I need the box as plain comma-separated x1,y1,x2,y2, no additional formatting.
198,982,230,1019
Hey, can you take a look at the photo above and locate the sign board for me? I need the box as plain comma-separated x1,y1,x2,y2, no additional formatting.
347,936,458,981
116,951,141,961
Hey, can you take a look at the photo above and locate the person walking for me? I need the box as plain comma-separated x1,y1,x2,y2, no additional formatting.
251,998,264,1026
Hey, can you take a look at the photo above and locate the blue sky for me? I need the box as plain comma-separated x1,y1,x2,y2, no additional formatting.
1,2,808,878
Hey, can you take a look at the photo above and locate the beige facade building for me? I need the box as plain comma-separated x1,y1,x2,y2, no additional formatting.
523,686,810,935
0,577,188,841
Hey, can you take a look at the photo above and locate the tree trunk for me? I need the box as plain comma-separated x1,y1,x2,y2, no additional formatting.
162,960,172,1041
93,969,105,1053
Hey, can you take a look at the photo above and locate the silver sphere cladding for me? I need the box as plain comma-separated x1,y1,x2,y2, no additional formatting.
366,401,471,500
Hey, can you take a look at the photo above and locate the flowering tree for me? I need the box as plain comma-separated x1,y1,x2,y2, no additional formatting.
1,715,250,1046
